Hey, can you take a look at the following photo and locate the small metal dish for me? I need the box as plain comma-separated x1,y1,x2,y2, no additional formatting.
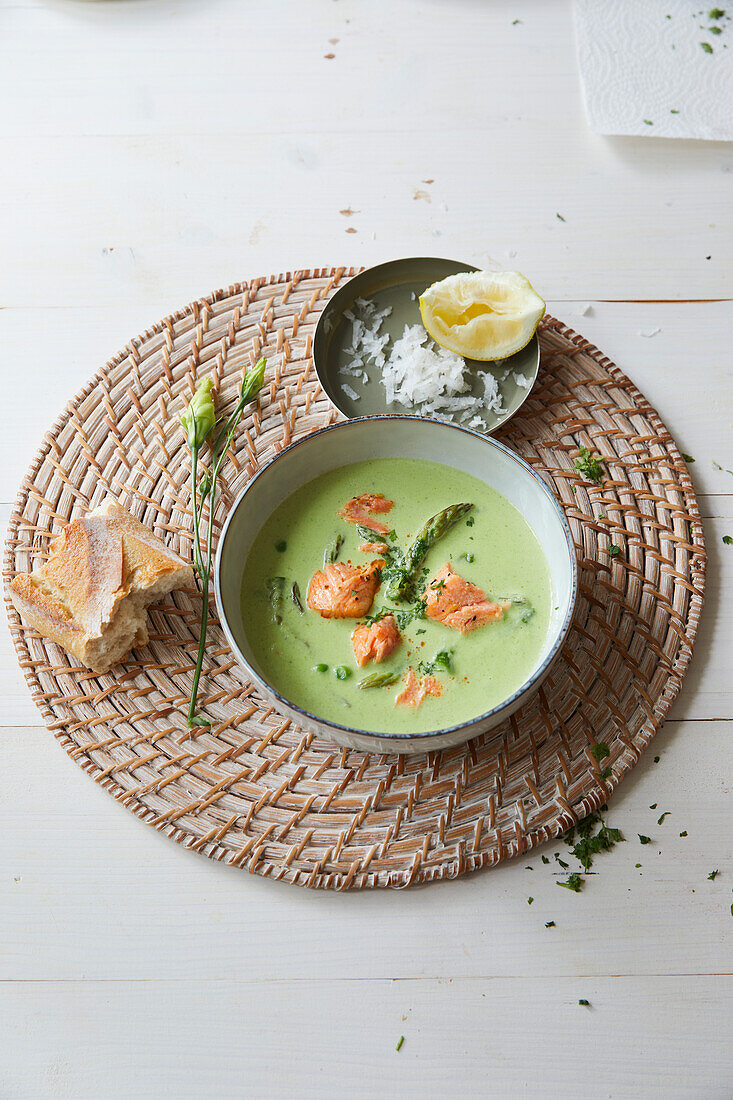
313,257,540,433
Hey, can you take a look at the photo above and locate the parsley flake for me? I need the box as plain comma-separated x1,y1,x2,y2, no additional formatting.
545,920,556,928
542,855,550,864
591,742,610,762
681,452,695,463
578,999,591,1006
396,1035,404,1052
680,831,688,837
643,119,654,126
528,896,534,905
657,812,670,825
557,872,584,892
573,446,604,485
709,8,725,19
607,543,621,558
639,834,652,845
723,535,733,545
701,40,714,50
708,869,720,880
650,803,658,810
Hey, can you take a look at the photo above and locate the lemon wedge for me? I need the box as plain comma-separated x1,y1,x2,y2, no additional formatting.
419,270,545,361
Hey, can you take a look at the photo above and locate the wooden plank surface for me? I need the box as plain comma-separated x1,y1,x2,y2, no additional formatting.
1,0,732,1096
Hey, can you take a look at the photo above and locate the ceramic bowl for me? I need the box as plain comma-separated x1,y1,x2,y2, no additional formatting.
215,417,577,755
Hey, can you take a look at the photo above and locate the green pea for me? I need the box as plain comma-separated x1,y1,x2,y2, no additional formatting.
313,663,328,673
334,666,351,680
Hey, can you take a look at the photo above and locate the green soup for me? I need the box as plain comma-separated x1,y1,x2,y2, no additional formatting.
240,458,551,735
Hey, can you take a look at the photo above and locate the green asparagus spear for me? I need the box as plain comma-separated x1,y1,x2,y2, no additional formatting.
387,502,474,600
266,577,286,624
323,532,344,567
291,580,304,613
358,670,402,689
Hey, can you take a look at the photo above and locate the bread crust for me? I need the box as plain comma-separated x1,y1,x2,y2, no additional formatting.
8,498,194,673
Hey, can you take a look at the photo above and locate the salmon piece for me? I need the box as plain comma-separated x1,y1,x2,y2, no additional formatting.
359,541,390,554
307,559,384,619
395,668,443,709
424,563,509,633
351,614,401,667
338,493,394,535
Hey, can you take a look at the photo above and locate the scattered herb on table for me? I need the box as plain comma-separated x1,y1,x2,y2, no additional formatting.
650,803,657,810
643,119,654,126
657,812,670,825
709,7,726,19
607,544,621,558
591,742,610,762
701,40,714,50
566,812,624,873
601,767,612,780
556,212,566,222
396,1036,404,1052
578,999,591,1007
670,108,680,114
680,831,688,837
527,896,534,905
708,869,720,880
639,834,652,845
555,854,569,870
723,535,733,545
557,872,584,892
573,446,604,485
654,756,660,763
681,452,695,463
542,855,550,865
545,920,556,927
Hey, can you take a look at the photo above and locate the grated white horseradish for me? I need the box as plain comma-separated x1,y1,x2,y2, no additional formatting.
340,298,505,425
513,372,531,388
341,383,360,401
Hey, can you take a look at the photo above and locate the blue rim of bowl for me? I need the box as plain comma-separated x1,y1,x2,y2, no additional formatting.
312,257,541,430
214,415,578,745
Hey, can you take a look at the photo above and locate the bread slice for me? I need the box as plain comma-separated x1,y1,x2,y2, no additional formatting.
8,498,193,674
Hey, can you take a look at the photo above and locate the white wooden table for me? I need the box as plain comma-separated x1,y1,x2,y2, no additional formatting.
1,2,732,1096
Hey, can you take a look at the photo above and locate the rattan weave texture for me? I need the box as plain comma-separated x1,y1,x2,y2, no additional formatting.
4,268,706,889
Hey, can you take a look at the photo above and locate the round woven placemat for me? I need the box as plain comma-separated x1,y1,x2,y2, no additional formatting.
4,268,706,890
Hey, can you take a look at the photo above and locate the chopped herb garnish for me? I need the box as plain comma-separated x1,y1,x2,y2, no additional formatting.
545,920,555,927
591,742,610,762
681,453,694,463
670,109,680,114
556,212,566,221
635,863,642,868
542,855,550,864
527,896,534,905
578,999,591,1007
313,663,328,673
558,873,584,892
291,581,304,613
709,7,725,18
573,446,604,485
462,552,475,563
607,544,621,558
650,803,657,810
639,834,652,845
419,648,454,676
707,869,720,880
643,119,654,126
701,39,714,50
710,24,723,32
601,767,612,780
723,535,733,545
657,812,670,825
465,516,475,527
334,666,351,680
275,539,287,553
555,855,569,870
654,756,660,763
396,1035,404,1052
680,831,688,837
570,817,624,872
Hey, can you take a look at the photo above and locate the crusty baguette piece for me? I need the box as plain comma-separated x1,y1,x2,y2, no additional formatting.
8,498,193,674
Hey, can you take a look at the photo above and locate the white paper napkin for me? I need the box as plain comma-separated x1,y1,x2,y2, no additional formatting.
574,0,733,140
